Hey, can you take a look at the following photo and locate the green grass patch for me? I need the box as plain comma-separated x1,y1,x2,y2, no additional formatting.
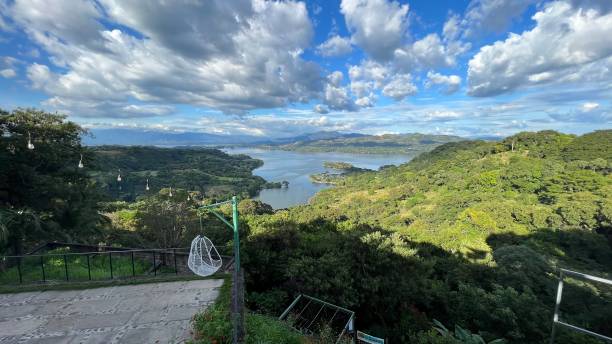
191,276,305,344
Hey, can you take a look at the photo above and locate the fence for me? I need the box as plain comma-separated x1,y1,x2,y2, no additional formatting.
550,268,612,343
0,245,234,286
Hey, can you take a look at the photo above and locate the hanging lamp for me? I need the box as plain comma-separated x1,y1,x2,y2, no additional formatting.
145,179,150,191
27,132,34,150
78,154,84,169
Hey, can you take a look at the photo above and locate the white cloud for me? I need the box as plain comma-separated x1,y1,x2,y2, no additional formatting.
443,14,461,41
341,0,409,61
316,35,352,57
8,0,325,116
327,71,344,87
382,73,417,100
355,96,375,107
468,1,612,96
324,82,356,111
462,0,536,37
394,33,469,71
314,104,329,114
347,60,390,106
582,102,599,112
0,68,16,78
99,0,253,59
425,71,462,94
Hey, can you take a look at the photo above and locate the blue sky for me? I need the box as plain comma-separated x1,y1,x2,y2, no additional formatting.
0,0,610,138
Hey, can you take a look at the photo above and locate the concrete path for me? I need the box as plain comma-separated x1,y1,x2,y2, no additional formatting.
0,279,223,344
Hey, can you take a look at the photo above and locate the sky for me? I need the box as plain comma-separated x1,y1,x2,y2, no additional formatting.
0,0,611,139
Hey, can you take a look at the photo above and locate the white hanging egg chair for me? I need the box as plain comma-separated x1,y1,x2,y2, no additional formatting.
188,235,223,277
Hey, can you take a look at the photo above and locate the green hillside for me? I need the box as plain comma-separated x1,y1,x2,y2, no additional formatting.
259,133,463,154
241,130,612,343
89,146,272,201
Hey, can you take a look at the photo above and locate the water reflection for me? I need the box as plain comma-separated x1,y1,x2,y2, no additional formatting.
224,147,414,209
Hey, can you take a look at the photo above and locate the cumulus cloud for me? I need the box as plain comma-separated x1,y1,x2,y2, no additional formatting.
425,71,462,94
324,82,356,111
468,1,612,97
327,71,344,87
394,33,468,71
382,74,417,100
348,60,390,106
6,0,325,116
0,68,16,78
341,0,409,61
314,104,329,114
316,35,352,57
462,0,536,37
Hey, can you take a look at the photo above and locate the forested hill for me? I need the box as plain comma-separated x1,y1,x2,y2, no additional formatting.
257,132,463,154
89,146,269,201
241,130,611,343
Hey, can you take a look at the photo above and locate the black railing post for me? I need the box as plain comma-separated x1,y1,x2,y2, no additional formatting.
17,257,23,284
131,251,135,277
40,256,46,282
87,254,91,280
109,252,113,279
63,254,69,281
153,251,157,276
173,249,178,275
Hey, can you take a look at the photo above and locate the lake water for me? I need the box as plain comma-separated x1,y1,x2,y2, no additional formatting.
223,147,414,209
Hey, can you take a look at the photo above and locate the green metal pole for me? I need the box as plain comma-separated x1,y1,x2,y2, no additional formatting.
232,196,240,273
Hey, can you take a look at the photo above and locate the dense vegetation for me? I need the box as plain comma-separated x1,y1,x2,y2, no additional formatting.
310,161,371,184
0,109,271,256
2,109,610,343
239,130,611,343
257,133,463,154
0,109,103,255
89,146,271,201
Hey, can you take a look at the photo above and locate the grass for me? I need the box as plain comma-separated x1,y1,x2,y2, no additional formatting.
191,276,305,344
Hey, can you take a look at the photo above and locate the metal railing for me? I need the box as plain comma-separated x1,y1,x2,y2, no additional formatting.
0,248,193,285
550,268,612,343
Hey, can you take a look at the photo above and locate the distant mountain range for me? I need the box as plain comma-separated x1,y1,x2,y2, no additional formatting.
82,128,261,146
257,132,464,154
83,128,464,154
83,129,367,146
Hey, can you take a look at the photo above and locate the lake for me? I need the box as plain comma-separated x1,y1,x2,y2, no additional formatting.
223,147,415,209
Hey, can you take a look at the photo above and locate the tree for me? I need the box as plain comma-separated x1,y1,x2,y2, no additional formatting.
133,188,198,248
0,108,103,255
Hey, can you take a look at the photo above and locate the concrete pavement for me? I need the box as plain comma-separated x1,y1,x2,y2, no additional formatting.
0,279,223,343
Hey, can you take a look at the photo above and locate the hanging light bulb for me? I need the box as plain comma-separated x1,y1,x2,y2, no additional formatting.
27,132,34,150
78,154,84,169
187,194,191,201
117,169,122,182
169,187,173,197
145,179,150,191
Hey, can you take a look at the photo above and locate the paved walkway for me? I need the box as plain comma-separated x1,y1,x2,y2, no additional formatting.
0,279,223,344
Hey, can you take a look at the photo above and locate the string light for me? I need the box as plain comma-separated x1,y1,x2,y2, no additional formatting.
78,154,84,169
169,187,173,197
117,169,122,182
145,179,150,191
27,132,34,150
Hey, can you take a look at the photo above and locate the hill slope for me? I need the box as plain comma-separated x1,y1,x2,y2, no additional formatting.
258,133,463,154
242,130,612,343
89,146,270,200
